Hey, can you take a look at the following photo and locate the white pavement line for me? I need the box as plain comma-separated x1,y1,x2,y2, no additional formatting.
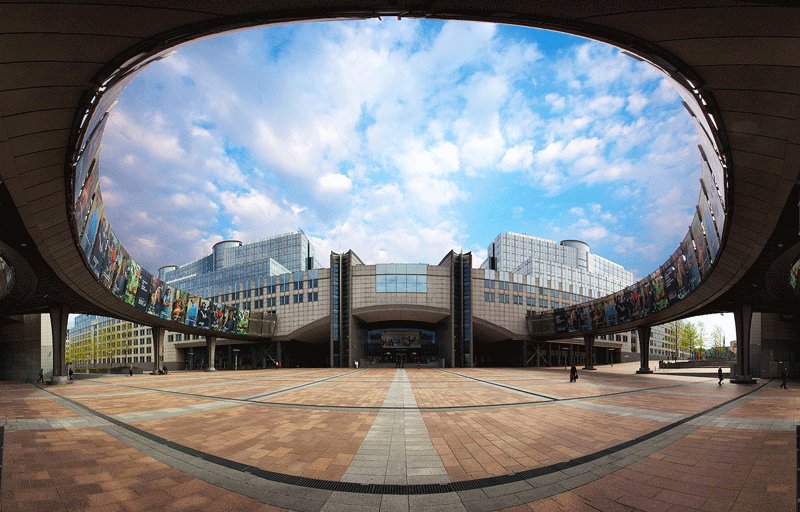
340,370,449,486
437,369,559,401
560,400,686,423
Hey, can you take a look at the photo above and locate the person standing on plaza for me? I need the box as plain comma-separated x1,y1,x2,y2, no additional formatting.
779,365,787,389
718,367,723,385
354,360,359,369
129,364,133,377
68,365,74,382
37,368,44,384
570,365,578,383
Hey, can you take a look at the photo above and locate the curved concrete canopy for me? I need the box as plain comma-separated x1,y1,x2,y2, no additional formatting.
352,305,450,324
0,2,799,340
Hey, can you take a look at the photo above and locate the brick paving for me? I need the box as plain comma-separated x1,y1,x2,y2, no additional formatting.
409,370,547,407
134,405,375,480
423,404,664,481
0,363,796,511
1,427,290,512
266,371,394,407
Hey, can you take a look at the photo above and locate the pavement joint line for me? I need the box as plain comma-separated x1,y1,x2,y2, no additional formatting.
33,371,746,416
76,368,363,403
438,367,723,404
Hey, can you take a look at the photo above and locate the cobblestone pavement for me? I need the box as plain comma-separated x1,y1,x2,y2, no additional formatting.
1,363,796,511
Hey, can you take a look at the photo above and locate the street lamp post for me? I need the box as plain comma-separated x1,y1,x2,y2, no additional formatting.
609,348,613,367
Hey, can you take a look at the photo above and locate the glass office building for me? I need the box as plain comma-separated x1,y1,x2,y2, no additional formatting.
158,232,320,299
481,232,634,298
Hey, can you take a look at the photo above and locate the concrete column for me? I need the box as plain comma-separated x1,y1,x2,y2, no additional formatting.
568,344,574,366
546,343,552,366
205,336,217,371
521,340,527,367
583,335,595,370
732,303,756,383
49,304,68,384
636,326,653,374
151,326,164,374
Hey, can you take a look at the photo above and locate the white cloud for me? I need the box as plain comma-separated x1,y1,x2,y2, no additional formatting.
97,18,699,277
316,173,353,196
499,143,534,172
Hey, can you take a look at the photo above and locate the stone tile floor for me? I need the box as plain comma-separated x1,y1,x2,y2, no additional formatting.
0,363,796,511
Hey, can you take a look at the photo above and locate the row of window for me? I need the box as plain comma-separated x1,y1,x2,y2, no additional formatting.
376,274,428,293
278,292,321,305
483,293,563,308
483,280,590,302
210,278,320,303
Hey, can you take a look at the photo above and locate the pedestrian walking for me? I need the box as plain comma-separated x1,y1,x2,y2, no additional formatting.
354,360,359,369
569,365,578,383
129,364,133,377
779,366,788,389
37,368,44,384
68,366,74,382
717,367,723,385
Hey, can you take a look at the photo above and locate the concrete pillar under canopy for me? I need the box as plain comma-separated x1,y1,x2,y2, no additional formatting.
636,326,653,374
151,326,164,374
583,335,595,370
49,304,68,384
732,303,756,384
206,336,217,371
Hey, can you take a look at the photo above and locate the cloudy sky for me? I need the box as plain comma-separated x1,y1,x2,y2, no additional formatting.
99,18,701,279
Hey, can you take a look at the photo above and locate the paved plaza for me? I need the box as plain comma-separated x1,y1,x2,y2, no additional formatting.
0,363,796,511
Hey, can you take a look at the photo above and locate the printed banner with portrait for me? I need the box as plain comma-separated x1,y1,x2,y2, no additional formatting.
690,212,712,277
88,213,113,278
80,195,103,259
196,299,211,328
679,232,701,294
223,306,237,333
185,296,200,327
698,191,720,259
147,275,164,317
134,268,152,311
122,259,141,306
171,289,189,323
701,160,726,233
160,285,174,320
236,309,250,335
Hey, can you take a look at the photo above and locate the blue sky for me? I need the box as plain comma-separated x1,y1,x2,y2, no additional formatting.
99,18,700,279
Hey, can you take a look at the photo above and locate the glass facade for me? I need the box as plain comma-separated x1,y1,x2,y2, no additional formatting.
158,232,319,299
481,232,634,297
375,263,427,293
364,328,437,365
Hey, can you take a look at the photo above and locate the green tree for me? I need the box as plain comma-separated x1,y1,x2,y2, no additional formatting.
696,322,706,348
709,325,725,357
679,321,701,353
